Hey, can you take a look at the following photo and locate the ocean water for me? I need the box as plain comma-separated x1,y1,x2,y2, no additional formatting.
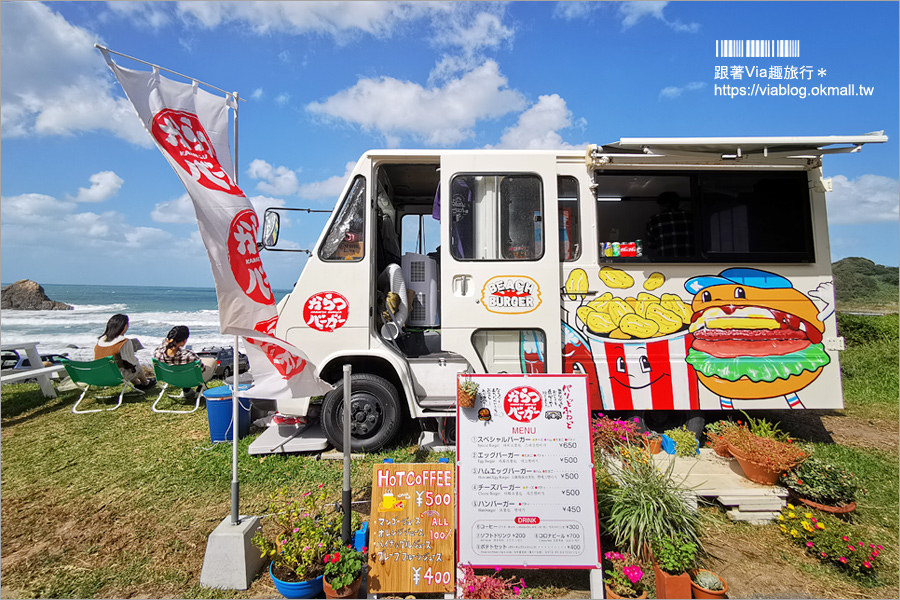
0,283,290,365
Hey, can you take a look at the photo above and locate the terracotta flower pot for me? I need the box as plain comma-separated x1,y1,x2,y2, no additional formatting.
796,496,857,514
731,453,783,485
605,583,648,599
644,436,662,455
324,574,362,599
653,563,692,600
689,569,729,599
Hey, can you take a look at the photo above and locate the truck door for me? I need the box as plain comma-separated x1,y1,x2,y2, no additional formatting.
439,154,562,375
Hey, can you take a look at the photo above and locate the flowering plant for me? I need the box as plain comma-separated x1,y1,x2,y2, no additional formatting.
591,414,643,452
252,486,343,581
779,456,863,506
777,504,884,580
719,421,808,472
663,425,698,456
459,565,526,599
324,544,366,591
603,551,645,597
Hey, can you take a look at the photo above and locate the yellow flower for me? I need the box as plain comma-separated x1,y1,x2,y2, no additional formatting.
805,512,813,519
790,530,798,537
816,523,825,530
788,512,796,519
780,524,787,532
787,503,795,509
778,515,785,521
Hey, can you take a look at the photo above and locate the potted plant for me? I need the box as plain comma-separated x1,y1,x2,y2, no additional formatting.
603,551,647,598
323,544,367,599
690,569,728,599
591,414,643,453
601,444,704,562
252,486,343,598
652,533,699,600
458,564,527,599
779,456,863,513
720,422,808,485
642,430,662,455
458,375,479,408
662,426,699,456
703,420,731,457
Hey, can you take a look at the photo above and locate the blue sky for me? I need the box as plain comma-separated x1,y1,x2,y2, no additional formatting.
2,1,897,290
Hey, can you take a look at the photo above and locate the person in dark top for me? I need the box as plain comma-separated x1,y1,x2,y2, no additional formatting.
646,192,695,258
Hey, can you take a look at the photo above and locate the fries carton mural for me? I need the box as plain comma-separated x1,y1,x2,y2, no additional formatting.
560,267,835,411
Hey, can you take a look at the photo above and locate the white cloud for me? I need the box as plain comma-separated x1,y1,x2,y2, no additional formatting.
659,81,706,100
251,88,264,101
552,2,598,21
104,1,172,29
297,162,357,201
307,60,526,146
0,193,77,225
248,194,287,216
430,7,514,56
827,174,899,225
247,159,300,196
175,1,429,38
0,2,150,146
70,171,124,203
275,93,291,106
489,95,585,150
619,2,699,32
151,193,196,224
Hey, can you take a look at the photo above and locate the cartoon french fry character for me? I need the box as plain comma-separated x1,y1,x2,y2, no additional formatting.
684,268,830,409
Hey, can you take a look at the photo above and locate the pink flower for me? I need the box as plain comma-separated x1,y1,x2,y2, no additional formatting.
324,555,331,564
864,561,872,568
858,542,864,547
362,546,368,553
842,535,849,542
877,545,883,550
848,545,855,552
839,557,848,564
806,542,814,548
869,543,875,548
292,528,299,533
467,586,475,593
302,491,311,497
333,552,341,562
633,417,640,423
318,483,325,488
820,552,827,558
495,566,502,572
280,540,287,545
513,587,521,595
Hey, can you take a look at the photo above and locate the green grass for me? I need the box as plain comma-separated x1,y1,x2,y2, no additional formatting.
837,314,899,420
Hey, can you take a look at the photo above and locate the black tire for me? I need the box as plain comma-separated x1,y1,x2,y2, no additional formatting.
222,366,232,378
321,373,403,453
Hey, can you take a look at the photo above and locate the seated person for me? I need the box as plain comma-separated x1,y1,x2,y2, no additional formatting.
94,313,153,387
153,326,214,398
645,192,695,258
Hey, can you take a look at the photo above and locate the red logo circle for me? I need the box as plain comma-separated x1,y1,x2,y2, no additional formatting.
227,210,274,306
503,386,543,423
304,292,349,332
151,109,242,195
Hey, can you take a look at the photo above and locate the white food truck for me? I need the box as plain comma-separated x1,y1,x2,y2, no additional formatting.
261,133,886,452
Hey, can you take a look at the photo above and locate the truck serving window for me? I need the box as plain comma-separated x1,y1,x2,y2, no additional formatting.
320,176,366,261
593,171,814,263
558,176,581,261
450,174,543,261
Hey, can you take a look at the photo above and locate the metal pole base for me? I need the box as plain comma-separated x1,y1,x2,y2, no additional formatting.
199,515,265,590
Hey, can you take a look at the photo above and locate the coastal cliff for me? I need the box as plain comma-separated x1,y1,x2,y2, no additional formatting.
1,280,73,310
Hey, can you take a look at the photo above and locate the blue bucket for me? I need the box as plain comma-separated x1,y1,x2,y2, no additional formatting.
204,385,251,443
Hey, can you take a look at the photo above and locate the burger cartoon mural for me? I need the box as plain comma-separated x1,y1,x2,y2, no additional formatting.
684,268,832,409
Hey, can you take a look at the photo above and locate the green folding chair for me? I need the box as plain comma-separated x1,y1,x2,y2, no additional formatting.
63,356,143,414
152,359,205,414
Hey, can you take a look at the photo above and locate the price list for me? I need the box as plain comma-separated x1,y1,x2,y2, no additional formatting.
457,374,601,568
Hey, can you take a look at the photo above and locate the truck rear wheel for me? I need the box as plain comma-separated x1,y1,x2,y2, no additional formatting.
321,373,403,452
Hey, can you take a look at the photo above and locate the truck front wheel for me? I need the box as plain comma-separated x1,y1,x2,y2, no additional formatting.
321,373,404,452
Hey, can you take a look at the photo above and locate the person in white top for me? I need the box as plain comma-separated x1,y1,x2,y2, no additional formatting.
93,313,153,387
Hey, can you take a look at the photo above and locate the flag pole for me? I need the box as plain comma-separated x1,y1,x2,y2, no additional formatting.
231,92,241,527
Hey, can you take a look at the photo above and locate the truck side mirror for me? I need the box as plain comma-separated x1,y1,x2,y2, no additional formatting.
263,210,280,248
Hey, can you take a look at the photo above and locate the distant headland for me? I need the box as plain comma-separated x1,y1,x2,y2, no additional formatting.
1,280,74,310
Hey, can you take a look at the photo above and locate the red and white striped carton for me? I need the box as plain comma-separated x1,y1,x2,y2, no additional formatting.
584,330,700,412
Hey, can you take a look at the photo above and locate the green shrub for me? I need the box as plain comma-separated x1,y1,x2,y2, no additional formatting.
836,313,899,346
664,425,698,456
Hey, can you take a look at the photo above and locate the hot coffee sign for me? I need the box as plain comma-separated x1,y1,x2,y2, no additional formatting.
481,276,542,315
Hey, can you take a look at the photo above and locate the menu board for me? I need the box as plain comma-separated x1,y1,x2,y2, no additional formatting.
367,463,455,594
457,374,601,568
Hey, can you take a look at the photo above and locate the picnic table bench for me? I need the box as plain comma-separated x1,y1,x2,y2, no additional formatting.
1,342,63,398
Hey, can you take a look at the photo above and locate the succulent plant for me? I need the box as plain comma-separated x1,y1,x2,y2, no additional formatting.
692,570,723,591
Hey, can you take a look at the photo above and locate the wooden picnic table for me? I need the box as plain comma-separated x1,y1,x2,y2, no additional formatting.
1,342,60,398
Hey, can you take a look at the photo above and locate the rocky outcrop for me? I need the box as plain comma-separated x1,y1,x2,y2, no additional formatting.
1,280,73,310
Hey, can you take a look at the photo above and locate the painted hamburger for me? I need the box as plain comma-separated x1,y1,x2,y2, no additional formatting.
684,268,830,400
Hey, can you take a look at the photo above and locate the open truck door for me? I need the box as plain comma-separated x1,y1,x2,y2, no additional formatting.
439,153,562,376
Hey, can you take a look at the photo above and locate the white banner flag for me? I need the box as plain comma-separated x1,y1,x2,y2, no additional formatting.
102,50,331,399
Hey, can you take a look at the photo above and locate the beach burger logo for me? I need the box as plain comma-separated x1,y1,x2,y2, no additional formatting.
481,276,542,314
151,109,241,196
228,210,275,305
684,268,830,400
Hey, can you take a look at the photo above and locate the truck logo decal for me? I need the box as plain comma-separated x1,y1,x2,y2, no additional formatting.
303,291,349,332
481,276,541,314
